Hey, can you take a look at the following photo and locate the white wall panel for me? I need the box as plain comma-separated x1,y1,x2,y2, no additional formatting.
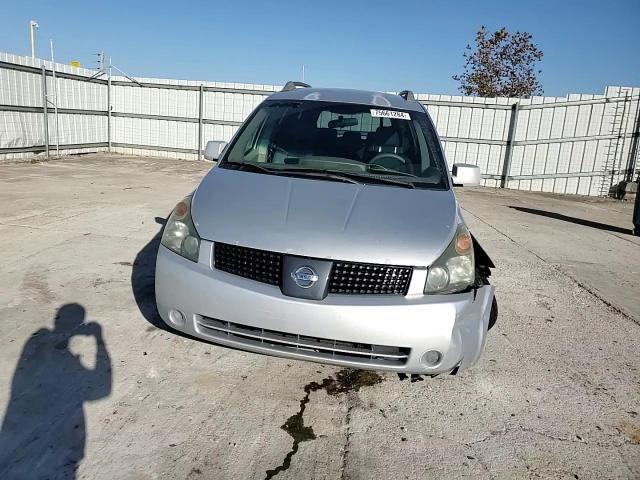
0,111,45,146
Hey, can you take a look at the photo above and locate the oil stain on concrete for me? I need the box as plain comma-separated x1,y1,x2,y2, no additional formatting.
264,368,383,479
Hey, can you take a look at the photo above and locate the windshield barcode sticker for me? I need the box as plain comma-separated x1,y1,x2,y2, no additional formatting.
370,109,411,120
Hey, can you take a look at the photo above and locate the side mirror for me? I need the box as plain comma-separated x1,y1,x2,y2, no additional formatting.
451,163,481,187
204,140,228,161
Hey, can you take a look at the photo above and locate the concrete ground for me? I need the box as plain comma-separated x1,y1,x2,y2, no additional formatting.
0,154,638,480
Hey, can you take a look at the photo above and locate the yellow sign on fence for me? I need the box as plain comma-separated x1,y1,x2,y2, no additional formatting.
70,60,81,68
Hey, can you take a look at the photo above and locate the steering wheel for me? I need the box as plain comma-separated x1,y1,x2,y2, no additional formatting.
369,153,410,173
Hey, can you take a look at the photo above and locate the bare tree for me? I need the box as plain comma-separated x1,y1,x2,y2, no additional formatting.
453,26,543,98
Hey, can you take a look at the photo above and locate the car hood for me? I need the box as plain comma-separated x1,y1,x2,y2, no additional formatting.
191,168,458,267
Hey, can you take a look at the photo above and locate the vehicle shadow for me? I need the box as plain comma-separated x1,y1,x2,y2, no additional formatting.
131,216,169,331
131,218,279,355
0,303,112,479
131,217,209,345
508,206,633,235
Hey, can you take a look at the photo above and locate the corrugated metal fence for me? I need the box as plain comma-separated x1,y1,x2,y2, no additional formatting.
1,51,638,196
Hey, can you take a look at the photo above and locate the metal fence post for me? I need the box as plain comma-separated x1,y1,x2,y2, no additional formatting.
107,57,112,152
49,40,60,156
625,95,640,182
500,101,519,188
40,65,49,159
634,179,640,235
198,84,204,160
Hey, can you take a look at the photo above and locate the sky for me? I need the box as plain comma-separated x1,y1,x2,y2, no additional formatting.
1,0,638,96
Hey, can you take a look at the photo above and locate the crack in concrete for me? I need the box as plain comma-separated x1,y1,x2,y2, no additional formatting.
264,369,383,480
465,425,635,449
339,400,355,480
467,448,495,480
464,425,637,477
462,207,639,326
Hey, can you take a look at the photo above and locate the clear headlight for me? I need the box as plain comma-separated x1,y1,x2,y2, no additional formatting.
161,195,201,262
424,224,474,294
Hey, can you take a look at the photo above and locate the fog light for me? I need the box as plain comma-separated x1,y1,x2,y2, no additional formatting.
421,350,442,367
183,235,199,257
168,309,185,327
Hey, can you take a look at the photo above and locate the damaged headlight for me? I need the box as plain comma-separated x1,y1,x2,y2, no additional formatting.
424,224,474,294
161,195,200,262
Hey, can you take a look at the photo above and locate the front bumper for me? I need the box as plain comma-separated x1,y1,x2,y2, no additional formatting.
155,242,495,374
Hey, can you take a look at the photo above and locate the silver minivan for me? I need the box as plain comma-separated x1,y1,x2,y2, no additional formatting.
155,83,496,375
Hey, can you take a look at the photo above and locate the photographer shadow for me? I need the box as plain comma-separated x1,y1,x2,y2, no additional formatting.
0,303,112,479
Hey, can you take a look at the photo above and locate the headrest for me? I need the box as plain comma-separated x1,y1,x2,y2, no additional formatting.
370,127,401,147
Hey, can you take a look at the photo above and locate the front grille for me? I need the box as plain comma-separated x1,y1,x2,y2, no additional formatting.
214,242,282,286
329,261,412,295
213,242,413,296
196,316,410,367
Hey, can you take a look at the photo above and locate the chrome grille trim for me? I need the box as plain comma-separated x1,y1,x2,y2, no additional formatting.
196,316,410,366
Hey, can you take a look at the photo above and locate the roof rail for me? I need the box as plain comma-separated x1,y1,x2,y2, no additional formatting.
282,81,312,92
398,90,415,101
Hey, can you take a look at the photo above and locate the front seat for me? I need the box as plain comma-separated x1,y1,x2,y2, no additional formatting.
366,127,409,172
338,131,364,160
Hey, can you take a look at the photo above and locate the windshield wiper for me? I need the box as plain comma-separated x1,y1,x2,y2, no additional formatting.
322,169,415,189
220,163,414,189
222,163,359,184
367,164,418,178
220,161,275,174
220,162,358,185
276,167,415,189
274,168,361,185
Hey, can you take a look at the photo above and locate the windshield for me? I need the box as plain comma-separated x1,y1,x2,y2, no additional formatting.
220,100,449,190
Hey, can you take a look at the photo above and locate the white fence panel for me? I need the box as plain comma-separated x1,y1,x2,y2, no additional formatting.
1,51,638,196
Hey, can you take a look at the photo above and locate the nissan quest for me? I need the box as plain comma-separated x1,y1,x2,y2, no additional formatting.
155,82,497,375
